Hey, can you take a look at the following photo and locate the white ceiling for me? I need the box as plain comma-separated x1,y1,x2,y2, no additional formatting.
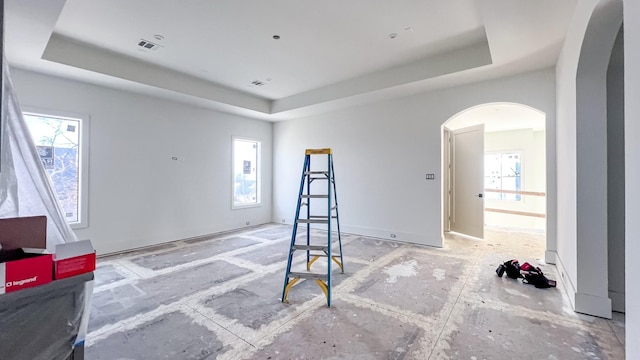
444,103,546,132
5,0,577,121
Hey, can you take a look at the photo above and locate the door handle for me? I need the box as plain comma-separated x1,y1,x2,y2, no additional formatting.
474,193,483,198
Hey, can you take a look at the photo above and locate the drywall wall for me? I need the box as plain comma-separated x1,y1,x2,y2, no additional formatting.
273,69,556,249
574,0,621,318
624,0,639,355
555,0,598,311
484,129,546,230
555,0,623,318
606,27,625,313
9,68,273,255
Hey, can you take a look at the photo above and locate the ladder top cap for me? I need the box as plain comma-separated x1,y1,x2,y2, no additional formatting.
305,148,332,155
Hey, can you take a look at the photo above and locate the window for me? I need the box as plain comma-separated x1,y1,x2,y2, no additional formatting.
23,110,89,228
232,137,260,208
485,152,521,201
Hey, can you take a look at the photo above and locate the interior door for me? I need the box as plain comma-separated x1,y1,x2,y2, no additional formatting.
450,124,484,238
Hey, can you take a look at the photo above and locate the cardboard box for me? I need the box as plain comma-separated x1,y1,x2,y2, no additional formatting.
54,240,96,280
0,216,47,250
0,216,53,294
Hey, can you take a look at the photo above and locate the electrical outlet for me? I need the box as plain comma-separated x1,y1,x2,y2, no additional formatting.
425,173,435,180
390,233,397,238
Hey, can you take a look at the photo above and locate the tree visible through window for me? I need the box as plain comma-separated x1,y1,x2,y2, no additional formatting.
24,113,82,223
485,152,521,201
233,138,260,207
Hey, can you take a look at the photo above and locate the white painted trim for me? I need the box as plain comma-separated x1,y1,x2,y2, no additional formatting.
544,250,557,265
609,290,625,313
339,224,436,246
276,219,443,248
21,106,90,230
442,127,451,233
575,292,612,319
555,253,577,310
231,136,262,210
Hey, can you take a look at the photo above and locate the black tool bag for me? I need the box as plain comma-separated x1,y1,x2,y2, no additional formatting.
495,259,521,279
521,265,557,288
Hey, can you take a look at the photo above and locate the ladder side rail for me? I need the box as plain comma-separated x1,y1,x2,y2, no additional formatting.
281,155,310,303
331,156,344,273
326,154,333,306
306,155,311,265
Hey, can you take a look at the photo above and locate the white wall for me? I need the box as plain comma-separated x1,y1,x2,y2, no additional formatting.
606,26,625,313
555,0,598,312
10,68,273,255
555,0,623,318
575,0,621,319
484,129,546,230
624,0,640,355
273,69,556,249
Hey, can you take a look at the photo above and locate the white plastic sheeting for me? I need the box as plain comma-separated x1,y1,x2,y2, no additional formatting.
0,60,77,252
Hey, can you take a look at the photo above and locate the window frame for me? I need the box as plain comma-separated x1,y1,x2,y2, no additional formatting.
231,136,262,209
22,107,90,229
484,150,523,202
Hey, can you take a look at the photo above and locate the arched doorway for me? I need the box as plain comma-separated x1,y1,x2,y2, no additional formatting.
569,0,624,317
441,102,547,249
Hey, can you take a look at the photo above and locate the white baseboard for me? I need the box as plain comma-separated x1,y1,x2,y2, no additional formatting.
575,292,612,319
274,218,442,248
555,254,576,310
545,250,557,264
609,290,625,313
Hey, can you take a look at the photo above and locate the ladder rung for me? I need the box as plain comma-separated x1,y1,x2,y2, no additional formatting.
301,195,329,199
305,253,341,258
309,177,329,181
305,171,328,175
305,148,332,155
288,272,328,280
292,245,328,251
298,219,329,224
308,215,337,219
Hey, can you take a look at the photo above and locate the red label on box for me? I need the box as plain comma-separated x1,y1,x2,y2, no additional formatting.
3,254,53,294
54,253,96,280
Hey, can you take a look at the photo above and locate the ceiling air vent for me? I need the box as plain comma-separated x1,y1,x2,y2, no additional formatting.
137,39,162,51
251,80,265,86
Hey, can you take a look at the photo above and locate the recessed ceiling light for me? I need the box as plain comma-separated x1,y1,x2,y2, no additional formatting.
154,34,165,41
273,35,280,40
388,33,398,39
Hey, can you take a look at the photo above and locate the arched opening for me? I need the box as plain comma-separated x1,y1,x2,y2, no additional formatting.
569,0,623,318
441,103,547,255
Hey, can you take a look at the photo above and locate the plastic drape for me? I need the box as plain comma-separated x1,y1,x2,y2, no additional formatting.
0,273,93,360
0,61,92,359
0,59,77,252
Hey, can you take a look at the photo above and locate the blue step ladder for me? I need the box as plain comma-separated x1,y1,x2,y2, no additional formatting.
281,148,344,307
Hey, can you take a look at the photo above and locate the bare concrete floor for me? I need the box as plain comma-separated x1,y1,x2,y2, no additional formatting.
87,224,625,359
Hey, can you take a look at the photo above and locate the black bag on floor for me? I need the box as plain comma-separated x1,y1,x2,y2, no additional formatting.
495,259,521,279
521,264,557,288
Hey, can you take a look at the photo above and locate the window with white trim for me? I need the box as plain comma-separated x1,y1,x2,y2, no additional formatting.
23,110,89,228
485,152,522,201
232,137,260,208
